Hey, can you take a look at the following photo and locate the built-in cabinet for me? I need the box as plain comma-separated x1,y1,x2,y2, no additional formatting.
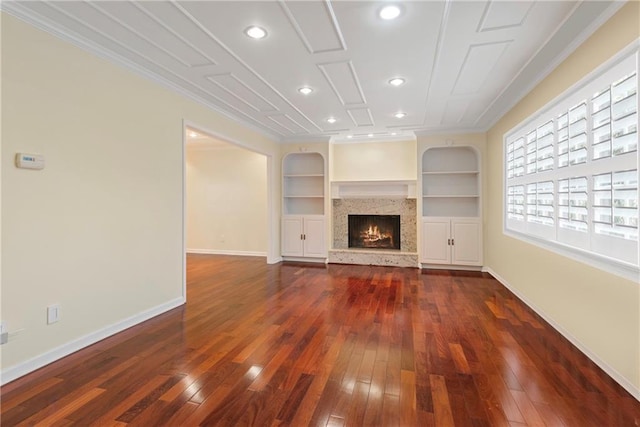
282,216,325,258
421,146,483,267
282,152,326,260
421,218,482,265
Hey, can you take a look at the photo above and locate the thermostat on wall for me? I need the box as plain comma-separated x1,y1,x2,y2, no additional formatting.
16,153,45,170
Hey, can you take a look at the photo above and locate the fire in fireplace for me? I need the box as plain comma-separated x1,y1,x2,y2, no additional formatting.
348,215,400,250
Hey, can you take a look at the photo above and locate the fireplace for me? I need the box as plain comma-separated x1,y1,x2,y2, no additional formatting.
348,214,400,250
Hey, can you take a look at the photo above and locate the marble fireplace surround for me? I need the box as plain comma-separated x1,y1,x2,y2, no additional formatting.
328,198,419,267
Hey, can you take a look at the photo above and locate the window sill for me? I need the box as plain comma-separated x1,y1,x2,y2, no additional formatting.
503,228,639,282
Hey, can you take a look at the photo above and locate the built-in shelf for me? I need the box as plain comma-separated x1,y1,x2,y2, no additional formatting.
283,152,325,215
422,146,480,218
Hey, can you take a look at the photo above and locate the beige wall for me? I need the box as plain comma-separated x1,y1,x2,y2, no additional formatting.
186,146,268,255
1,13,279,379
330,140,417,182
485,2,640,394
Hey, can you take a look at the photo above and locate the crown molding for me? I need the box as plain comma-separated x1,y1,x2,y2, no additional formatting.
478,0,626,132
0,2,284,143
279,135,332,144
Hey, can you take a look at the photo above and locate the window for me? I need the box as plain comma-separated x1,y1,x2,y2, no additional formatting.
504,47,639,279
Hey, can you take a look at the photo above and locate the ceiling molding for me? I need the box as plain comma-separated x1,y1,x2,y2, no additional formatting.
2,1,627,143
278,0,346,54
279,135,332,144
173,2,324,134
346,107,375,127
0,1,284,141
205,72,279,113
451,40,513,96
317,60,367,106
477,0,626,132
133,2,219,68
421,0,451,126
476,0,534,33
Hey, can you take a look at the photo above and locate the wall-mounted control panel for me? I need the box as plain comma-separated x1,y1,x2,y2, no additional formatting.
16,153,45,170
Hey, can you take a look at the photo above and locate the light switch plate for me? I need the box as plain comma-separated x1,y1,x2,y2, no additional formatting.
47,304,60,324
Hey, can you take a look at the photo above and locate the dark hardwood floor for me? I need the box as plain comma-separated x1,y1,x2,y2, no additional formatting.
1,254,639,426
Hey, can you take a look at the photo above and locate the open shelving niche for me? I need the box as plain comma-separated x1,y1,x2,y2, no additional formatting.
282,152,325,215
421,146,480,217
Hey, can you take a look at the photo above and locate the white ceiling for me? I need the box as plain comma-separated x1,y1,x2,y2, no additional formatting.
2,1,623,143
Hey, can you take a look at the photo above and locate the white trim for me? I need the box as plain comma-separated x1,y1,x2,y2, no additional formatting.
0,297,185,386
0,2,282,142
421,264,483,272
506,39,640,138
182,120,276,264
480,1,625,131
182,121,187,303
330,180,417,199
186,249,267,257
0,1,624,142
183,121,272,157
503,42,640,279
266,155,278,265
282,256,327,264
483,266,640,402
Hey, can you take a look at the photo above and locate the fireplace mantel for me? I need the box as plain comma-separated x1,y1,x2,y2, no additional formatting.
331,180,417,199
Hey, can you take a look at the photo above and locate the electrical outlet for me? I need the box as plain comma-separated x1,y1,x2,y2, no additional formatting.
47,304,60,324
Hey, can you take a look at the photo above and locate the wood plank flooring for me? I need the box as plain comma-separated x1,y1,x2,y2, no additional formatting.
1,254,639,426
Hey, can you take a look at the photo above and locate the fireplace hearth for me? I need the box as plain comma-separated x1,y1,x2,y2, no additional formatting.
348,214,400,250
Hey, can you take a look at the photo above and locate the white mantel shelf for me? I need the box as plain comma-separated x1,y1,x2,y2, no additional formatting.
331,180,417,199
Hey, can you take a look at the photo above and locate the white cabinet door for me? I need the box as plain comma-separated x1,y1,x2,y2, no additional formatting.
451,219,482,265
422,219,451,264
282,217,304,256
282,216,326,258
303,217,325,257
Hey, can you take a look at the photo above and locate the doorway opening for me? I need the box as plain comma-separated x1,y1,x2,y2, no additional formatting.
182,123,273,298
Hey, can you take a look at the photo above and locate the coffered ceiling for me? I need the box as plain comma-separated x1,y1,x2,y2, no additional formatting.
2,1,623,143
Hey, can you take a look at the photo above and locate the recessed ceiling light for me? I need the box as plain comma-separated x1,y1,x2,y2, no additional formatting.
327,117,337,124
347,135,353,139
394,112,406,119
380,5,401,20
391,132,398,136
389,77,405,87
298,86,313,95
188,131,198,138
368,133,374,137
245,26,267,39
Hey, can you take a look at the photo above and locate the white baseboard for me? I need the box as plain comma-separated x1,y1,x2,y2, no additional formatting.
282,256,327,264
186,248,267,257
421,264,483,272
0,297,185,386
268,256,283,265
483,266,640,401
